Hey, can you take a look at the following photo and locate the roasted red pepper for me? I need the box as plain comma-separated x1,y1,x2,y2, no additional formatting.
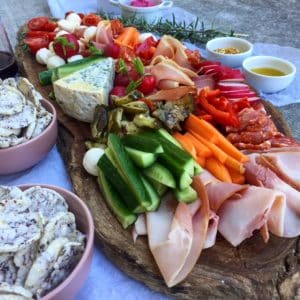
140,98,156,111
196,88,240,127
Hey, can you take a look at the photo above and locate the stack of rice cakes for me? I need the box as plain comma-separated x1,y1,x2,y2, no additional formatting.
0,186,85,299
0,77,53,149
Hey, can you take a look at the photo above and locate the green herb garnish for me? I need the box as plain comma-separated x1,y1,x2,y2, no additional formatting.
118,58,128,74
126,78,143,94
133,57,145,76
88,41,104,56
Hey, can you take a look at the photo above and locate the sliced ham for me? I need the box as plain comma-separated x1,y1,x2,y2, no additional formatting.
146,176,209,287
153,35,192,69
205,182,248,212
147,86,196,101
259,151,300,191
245,155,300,237
132,214,147,243
218,186,286,247
204,211,219,249
150,61,195,86
95,20,113,45
158,79,180,90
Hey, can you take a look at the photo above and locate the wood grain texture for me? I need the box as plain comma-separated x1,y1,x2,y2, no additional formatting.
16,36,300,299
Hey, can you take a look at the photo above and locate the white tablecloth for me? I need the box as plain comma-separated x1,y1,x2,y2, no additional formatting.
1,1,299,299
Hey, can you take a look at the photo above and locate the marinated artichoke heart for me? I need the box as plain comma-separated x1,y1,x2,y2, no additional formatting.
112,90,144,106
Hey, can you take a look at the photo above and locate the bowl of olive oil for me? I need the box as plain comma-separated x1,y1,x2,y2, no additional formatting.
242,56,296,93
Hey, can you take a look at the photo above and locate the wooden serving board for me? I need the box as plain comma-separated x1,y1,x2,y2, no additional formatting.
16,37,300,299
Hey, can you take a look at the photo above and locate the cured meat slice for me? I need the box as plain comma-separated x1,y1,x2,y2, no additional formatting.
259,151,300,191
204,211,219,249
245,155,300,237
218,186,286,247
95,21,113,45
147,86,196,101
193,75,215,90
205,182,248,212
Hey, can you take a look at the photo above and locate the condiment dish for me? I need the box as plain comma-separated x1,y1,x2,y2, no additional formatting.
109,0,173,23
206,37,253,68
242,56,296,93
19,184,94,300
0,99,57,175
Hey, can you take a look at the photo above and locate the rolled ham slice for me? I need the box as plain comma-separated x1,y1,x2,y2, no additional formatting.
259,151,300,191
146,176,209,287
95,20,113,45
218,186,286,247
245,155,300,237
204,210,219,249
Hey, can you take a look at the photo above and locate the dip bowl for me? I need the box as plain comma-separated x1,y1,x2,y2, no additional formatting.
242,56,296,93
0,99,57,175
109,0,173,23
19,184,94,300
206,37,253,68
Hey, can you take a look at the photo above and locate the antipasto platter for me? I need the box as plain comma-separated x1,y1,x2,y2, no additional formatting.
13,12,300,299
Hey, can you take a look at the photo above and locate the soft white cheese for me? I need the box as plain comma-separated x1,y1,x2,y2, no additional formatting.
53,57,115,123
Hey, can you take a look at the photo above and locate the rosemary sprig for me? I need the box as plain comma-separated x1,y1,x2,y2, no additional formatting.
97,11,247,45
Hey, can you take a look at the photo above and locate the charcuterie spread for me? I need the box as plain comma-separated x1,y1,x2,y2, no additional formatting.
13,11,299,292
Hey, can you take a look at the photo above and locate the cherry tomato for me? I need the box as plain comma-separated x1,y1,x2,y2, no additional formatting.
26,31,56,41
110,86,126,97
82,14,102,26
42,21,57,32
138,75,156,95
24,36,49,54
28,17,49,31
135,36,157,61
53,34,79,59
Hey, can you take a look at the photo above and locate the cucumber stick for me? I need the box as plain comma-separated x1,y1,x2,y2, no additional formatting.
125,147,157,168
147,177,168,197
121,135,163,153
141,176,160,211
143,162,176,188
175,185,198,204
98,154,139,212
98,171,137,229
107,134,152,213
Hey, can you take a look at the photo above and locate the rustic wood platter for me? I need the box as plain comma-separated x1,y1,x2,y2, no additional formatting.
16,34,300,299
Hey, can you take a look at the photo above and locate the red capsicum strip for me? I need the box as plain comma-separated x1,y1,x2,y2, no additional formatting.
196,88,240,127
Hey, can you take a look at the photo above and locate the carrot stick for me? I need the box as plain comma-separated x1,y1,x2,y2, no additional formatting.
196,156,206,168
184,133,212,158
115,27,140,49
189,130,228,163
187,114,248,162
205,157,232,183
185,114,218,143
228,168,246,184
173,132,197,159
224,155,245,174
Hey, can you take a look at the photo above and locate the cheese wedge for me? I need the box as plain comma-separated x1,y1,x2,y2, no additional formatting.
53,57,115,122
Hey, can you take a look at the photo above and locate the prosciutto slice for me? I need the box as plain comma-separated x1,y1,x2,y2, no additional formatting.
95,20,113,45
146,176,209,287
259,151,300,191
153,35,192,69
147,86,196,101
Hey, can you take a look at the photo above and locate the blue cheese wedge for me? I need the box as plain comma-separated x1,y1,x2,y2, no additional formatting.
53,57,115,123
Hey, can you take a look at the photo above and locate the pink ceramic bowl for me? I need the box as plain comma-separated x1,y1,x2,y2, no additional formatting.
0,99,57,175
19,184,95,300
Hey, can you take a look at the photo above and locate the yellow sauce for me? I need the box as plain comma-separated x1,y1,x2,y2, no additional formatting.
214,47,242,54
251,67,286,76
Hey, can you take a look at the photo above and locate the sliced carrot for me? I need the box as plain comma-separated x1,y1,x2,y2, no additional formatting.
224,155,245,174
205,157,232,183
173,132,197,159
196,156,206,168
185,114,218,143
184,133,212,158
189,130,228,163
228,167,246,184
187,114,248,162
115,27,140,49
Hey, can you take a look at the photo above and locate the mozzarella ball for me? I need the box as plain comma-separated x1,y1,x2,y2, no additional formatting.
83,148,105,176
67,54,84,63
47,55,65,69
57,19,77,33
83,26,97,42
66,13,82,27
36,48,53,65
